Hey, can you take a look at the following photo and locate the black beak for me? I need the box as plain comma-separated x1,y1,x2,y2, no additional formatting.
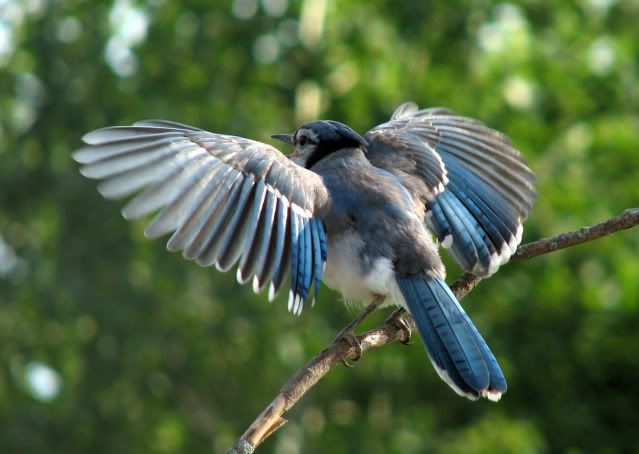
271,133,294,145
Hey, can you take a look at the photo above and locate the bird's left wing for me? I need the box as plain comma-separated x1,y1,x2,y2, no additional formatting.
73,120,330,314
365,102,536,277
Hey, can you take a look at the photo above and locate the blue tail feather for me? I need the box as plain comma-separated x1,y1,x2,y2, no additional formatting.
397,276,507,400
397,277,478,397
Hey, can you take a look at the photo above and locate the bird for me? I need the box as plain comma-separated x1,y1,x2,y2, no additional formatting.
73,102,536,401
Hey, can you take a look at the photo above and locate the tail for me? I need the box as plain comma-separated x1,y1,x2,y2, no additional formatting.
397,276,507,401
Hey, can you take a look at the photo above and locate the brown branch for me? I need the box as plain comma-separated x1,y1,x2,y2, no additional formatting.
228,208,639,453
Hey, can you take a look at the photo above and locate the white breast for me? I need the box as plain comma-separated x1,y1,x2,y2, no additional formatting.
322,232,404,308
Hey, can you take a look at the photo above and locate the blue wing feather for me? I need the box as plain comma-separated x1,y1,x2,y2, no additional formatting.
428,154,524,276
310,219,324,301
293,214,306,314
267,199,289,300
318,221,328,262
301,220,313,305
445,179,505,256
446,158,519,236
436,193,478,270
288,211,300,312
446,193,493,272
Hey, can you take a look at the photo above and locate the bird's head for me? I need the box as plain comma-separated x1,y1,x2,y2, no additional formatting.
272,120,368,169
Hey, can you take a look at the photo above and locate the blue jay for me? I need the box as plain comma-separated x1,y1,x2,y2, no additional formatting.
73,102,536,401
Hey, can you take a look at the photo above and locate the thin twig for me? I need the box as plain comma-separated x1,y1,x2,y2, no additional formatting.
228,208,639,453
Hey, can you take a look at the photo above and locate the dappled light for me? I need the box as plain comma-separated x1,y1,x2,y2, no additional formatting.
1,1,638,453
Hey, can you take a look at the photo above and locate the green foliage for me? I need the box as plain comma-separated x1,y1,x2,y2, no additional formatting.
1,0,638,452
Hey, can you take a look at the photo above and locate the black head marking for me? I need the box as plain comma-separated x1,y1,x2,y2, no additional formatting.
298,120,368,169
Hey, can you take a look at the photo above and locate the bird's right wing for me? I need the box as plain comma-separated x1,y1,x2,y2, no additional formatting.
365,102,536,277
73,120,330,314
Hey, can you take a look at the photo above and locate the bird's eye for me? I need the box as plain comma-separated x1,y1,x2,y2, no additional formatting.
299,136,308,146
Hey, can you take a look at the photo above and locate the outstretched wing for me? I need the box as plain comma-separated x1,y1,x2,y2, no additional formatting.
73,120,329,314
365,102,536,277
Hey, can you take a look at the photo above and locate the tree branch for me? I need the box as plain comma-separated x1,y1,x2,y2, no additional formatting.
228,208,639,453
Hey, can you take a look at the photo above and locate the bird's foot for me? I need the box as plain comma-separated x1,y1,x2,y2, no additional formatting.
386,309,413,345
333,330,363,367
334,294,385,367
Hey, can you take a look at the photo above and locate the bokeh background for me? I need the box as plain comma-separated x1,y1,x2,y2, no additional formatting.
1,0,639,452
